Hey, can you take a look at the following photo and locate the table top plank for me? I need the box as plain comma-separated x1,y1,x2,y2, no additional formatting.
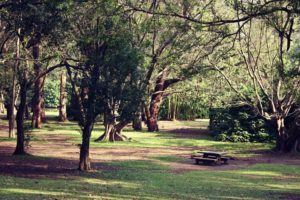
197,151,227,156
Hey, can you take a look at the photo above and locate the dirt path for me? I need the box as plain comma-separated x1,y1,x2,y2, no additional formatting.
1,123,300,178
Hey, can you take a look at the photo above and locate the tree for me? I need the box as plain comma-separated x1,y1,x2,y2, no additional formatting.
208,15,300,152
0,0,69,154
66,0,144,169
126,0,229,132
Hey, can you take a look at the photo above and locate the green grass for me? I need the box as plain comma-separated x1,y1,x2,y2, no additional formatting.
0,161,299,199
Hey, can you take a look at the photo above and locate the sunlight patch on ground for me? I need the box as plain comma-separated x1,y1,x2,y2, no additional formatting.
0,188,70,196
82,178,139,189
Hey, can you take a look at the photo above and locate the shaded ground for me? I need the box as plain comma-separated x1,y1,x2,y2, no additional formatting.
1,121,300,180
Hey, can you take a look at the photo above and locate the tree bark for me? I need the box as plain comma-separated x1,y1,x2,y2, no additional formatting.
147,71,167,132
31,43,44,129
14,80,27,155
78,123,93,171
59,72,67,122
147,67,182,132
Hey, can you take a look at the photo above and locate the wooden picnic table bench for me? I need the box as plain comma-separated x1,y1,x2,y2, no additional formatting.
191,151,231,165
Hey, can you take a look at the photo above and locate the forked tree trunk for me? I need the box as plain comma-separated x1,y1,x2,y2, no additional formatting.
95,121,129,142
59,72,67,122
14,81,27,155
79,123,93,171
31,43,44,129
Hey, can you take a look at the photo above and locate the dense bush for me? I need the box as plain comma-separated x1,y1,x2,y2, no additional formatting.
209,105,275,142
44,80,60,108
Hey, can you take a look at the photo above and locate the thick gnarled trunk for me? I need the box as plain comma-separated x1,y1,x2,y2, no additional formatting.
95,121,129,142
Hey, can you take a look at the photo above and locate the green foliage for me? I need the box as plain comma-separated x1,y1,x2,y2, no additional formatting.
44,79,60,108
66,1,145,125
209,106,275,143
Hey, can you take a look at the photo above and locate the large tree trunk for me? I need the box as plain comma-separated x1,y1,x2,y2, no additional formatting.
146,68,181,132
59,72,67,122
273,115,300,153
14,81,27,155
31,43,44,129
95,121,129,142
147,71,167,132
79,123,93,171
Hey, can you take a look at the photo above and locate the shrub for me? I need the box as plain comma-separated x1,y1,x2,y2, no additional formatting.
209,105,274,143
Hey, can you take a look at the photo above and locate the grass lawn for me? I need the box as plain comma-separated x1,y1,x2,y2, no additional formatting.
0,161,299,200
0,111,299,200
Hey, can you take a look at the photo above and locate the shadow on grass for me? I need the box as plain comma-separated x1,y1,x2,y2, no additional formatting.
1,155,300,200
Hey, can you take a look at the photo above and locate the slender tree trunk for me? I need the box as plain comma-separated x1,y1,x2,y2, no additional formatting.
25,103,30,120
79,123,93,171
14,81,27,155
31,43,44,128
167,97,171,120
133,112,142,131
59,72,67,122
5,103,10,120
0,92,5,113
171,95,177,121
9,32,20,138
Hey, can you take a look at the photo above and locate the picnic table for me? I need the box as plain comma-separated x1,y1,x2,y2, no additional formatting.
191,151,231,165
